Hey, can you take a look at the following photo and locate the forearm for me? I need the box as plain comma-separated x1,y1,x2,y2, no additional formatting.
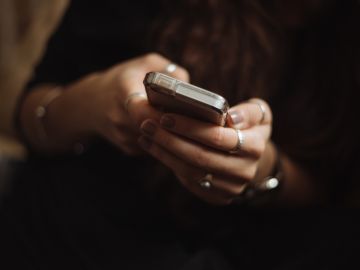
19,84,93,154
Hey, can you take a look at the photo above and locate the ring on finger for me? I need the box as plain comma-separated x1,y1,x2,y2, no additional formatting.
229,129,245,154
249,100,266,124
123,92,147,112
198,173,213,190
164,63,177,74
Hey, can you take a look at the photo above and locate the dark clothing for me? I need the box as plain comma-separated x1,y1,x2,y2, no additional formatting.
1,1,360,269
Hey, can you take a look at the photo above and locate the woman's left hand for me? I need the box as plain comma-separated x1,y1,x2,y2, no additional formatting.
138,98,274,205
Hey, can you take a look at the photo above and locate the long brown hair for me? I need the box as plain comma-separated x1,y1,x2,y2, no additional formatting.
154,0,286,104
152,0,360,202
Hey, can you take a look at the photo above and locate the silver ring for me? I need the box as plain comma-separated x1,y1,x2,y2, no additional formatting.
231,177,280,205
250,101,266,124
229,129,245,154
123,92,147,112
198,173,213,189
164,63,177,74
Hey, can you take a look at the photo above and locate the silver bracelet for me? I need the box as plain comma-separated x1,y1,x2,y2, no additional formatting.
34,87,62,141
232,148,283,205
33,86,87,155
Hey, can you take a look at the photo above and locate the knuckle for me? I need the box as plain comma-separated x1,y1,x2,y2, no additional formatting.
143,52,162,64
211,127,225,147
237,109,249,127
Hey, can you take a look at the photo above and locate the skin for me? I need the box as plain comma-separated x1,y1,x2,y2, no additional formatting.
20,53,189,154
138,100,319,205
138,100,274,205
20,53,321,206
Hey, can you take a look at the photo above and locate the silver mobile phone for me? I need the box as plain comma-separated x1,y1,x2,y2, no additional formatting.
143,72,229,126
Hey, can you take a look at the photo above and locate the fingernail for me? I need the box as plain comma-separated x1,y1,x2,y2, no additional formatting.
229,111,243,125
138,136,152,150
160,115,175,129
141,121,157,136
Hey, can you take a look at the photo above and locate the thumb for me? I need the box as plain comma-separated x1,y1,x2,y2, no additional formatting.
227,98,271,129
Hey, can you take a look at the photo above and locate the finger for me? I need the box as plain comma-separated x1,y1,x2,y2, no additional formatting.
126,98,163,127
161,63,190,82
138,136,230,204
120,53,190,123
116,53,190,103
140,120,257,181
179,172,249,205
194,172,248,200
178,175,231,205
228,98,272,129
136,53,190,82
123,92,148,113
159,113,270,157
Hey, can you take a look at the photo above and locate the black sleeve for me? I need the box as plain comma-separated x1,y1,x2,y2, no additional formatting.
26,0,159,91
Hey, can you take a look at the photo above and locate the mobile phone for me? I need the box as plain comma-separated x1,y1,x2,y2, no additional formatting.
143,72,229,126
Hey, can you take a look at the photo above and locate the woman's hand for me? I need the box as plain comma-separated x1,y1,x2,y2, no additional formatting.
21,53,189,154
66,53,190,155
138,99,275,205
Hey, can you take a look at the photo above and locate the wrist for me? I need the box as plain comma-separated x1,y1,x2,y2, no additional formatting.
232,141,283,205
45,85,96,151
253,141,278,183
20,85,93,154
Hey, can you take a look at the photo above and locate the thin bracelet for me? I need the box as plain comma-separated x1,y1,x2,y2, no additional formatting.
34,87,62,141
232,146,283,205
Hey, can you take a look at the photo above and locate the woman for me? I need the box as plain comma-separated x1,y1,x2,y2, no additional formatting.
2,0,360,269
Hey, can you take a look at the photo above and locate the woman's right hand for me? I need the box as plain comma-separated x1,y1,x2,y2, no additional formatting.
20,53,189,155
